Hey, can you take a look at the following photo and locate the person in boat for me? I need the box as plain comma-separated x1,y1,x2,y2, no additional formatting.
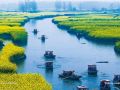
77,86,88,90
113,75,120,87
44,51,56,59
100,80,111,90
88,65,97,75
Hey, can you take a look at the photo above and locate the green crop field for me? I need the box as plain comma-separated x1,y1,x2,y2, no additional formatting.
0,12,68,90
0,11,81,90
53,14,120,53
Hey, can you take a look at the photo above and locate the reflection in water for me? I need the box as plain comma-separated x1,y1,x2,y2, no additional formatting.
41,39,45,43
45,68,53,79
16,18,120,90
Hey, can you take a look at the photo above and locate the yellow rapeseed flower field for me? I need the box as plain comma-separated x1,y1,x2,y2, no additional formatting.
0,43,24,73
0,12,53,90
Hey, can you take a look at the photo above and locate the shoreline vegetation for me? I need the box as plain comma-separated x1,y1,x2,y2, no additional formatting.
53,14,120,54
0,43,24,73
115,41,120,53
0,12,83,90
2,11,120,89
0,12,80,46
0,12,54,90
0,43,52,89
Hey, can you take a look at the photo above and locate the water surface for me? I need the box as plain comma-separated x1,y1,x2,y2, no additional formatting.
17,18,120,90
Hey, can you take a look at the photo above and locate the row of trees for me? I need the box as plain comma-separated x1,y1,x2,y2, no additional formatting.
18,0,120,13
19,0,78,12
55,1,78,11
19,0,37,12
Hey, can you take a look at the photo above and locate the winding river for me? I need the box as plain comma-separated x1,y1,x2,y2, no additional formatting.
17,18,120,90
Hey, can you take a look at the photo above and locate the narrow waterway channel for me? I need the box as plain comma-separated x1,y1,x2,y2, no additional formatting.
17,18,120,90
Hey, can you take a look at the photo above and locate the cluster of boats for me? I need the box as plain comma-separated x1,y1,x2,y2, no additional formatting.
33,29,46,42
33,29,120,90
58,65,97,81
44,54,120,90
42,50,119,90
77,77,120,90
77,72,120,90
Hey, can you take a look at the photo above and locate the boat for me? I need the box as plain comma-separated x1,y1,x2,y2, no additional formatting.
44,51,56,59
59,70,81,80
88,65,97,75
113,75,120,87
100,80,111,90
45,61,53,69
96,61,109,63
41,35,46,41
76,33,82,39
33,29,38,34
77,86,89,90
81,43,86,44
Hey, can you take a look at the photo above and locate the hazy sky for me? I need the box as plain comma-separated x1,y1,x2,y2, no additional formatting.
0,0,120,2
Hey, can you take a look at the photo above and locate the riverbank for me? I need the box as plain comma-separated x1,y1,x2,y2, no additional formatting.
0,43,51,89
22,17,120,90
0,12,80,46
0,12,82,90
53,14,120,53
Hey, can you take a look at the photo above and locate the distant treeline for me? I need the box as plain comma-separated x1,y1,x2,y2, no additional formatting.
19,1,38,13
18,1,120,13
0,1,120,12
19,0,78,12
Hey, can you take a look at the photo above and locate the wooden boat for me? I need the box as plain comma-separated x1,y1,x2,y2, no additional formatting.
77,86,89,90
96,61,109,63
59,70,81,80
33,29,38,34
88,65,97,75
45,61,53,69
59,71,74,78
41,35,46,41
113,75,120,87
44,51,56,59
100,80,111,90
76,33,82,39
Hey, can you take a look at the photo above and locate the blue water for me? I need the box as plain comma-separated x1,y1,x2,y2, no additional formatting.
17,18,120,90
